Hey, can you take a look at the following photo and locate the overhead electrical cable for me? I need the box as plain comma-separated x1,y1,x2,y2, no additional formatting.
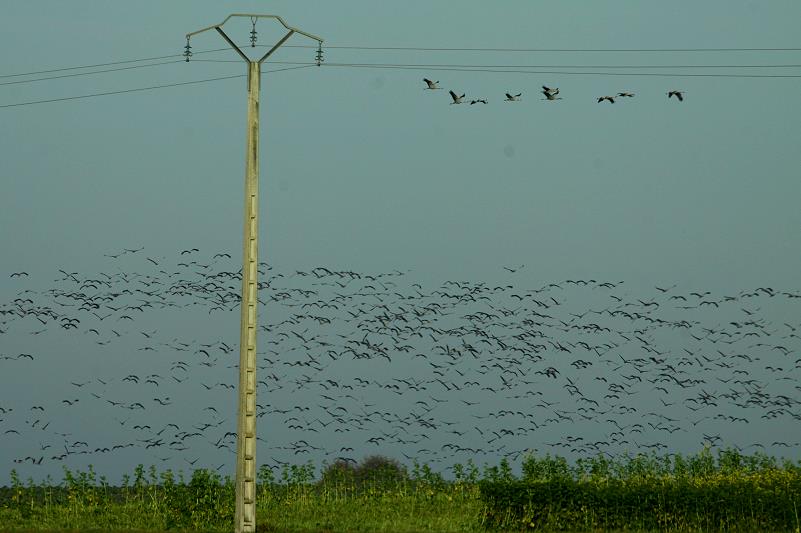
3,51,800,109
0,60,186,87
4,43,800,79
4,58,799,87
315,62,801,78
280,44,801,52
191,59,801,69
0,65,314,109
0,47,233,79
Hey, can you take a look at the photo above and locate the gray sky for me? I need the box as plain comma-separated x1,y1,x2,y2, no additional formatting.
1,1,800,483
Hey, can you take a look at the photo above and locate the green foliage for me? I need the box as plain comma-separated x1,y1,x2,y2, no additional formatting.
357,454,408,485
1,448,800,532
521,451,573,482
480,447,801,532
319,458,358,487
162,468,234,529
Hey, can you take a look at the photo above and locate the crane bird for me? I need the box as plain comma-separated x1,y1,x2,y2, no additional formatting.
423,78,441,90
597,96,616,104
668,90,684,101
470,98,488,105
505,93,522,101
542,89,562,101
617,92,635,98
449,90,466,104
542,86,559,96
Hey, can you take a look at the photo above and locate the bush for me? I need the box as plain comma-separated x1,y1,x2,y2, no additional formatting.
319,458,358,486
356,454,408,486
320,455,408,490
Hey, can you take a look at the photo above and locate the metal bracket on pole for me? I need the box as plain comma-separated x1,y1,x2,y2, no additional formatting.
186,14,323,48
183,14,322,533
259,31,294,63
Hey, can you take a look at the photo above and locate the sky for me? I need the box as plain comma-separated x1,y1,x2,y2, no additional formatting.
1,1,800,483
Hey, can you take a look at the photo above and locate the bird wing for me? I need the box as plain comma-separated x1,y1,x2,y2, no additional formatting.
506,93,513,99
449,90,458,101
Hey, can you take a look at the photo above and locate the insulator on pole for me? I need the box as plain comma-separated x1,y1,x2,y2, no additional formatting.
250,17,258,47
184,37,193,62
315,43,323,66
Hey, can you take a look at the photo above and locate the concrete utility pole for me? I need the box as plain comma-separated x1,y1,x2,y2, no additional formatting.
185,14,322,533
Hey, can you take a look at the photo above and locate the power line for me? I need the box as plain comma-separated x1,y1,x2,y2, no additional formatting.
317,62,801,78
4,43,801,79
3,58,800,109
280,44,801,52
194,59,801,69
7,59,801,86
0,75,243,108
6,58,798,88
0,60,186,87
0,47,232,79
0,65,314,109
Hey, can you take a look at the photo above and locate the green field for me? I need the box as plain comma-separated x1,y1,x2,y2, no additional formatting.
2,448,800,532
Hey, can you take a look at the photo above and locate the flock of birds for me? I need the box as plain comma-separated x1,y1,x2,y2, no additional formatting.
2,248,800,478
422,78,685,104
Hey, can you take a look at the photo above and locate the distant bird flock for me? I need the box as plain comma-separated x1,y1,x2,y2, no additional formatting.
2,247,800,473
423,78,684,105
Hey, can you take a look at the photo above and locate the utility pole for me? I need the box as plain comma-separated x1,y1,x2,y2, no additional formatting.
184,14,323,533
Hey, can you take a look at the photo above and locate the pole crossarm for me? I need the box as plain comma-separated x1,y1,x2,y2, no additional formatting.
215,27,250,63
186,14,323,45
260,31,295,63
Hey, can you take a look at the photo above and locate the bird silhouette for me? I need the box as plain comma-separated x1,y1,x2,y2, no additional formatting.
449,91,466,104
542,89,562,101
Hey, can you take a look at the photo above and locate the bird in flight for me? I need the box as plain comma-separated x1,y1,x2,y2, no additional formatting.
423,78,441,90
449,91,466,104
10,272,28,278
505,93,522,102
470,98,488,105
542,87,562,101
597,96,616,104
668,90,684,101
617,92,635,98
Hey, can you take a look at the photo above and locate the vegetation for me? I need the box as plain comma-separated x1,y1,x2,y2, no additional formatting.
0,448,799,532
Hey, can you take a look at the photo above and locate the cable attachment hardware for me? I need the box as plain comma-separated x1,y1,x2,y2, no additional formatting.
183,37,192,62
249,17,258,48
315,43,324,66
